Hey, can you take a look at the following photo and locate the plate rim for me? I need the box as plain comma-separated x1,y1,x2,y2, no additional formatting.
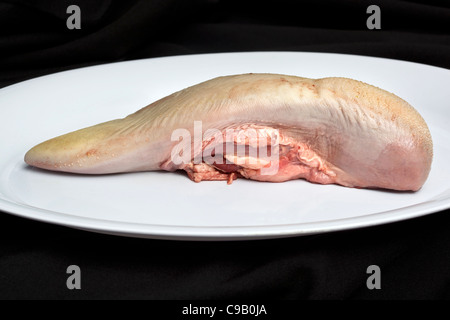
0,194,449,240
1,50,450,93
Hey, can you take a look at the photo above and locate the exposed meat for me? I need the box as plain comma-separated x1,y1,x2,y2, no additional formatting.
24,73,433,191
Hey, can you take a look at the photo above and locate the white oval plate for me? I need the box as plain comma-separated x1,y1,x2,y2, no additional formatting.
1,52,449,240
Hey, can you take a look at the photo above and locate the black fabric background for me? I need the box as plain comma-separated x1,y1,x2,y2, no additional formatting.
1,0,450,300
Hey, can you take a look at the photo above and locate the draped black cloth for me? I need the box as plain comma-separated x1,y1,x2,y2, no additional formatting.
1,0,450,300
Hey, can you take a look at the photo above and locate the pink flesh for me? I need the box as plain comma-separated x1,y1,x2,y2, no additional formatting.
161,126,339,186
